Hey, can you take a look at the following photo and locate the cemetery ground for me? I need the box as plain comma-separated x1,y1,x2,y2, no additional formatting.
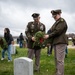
0,46,75,75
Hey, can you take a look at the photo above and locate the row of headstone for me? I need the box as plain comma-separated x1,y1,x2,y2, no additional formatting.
14,57,33,75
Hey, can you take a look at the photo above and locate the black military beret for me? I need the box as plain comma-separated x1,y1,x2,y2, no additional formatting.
32,13,40,18
51,9,62,15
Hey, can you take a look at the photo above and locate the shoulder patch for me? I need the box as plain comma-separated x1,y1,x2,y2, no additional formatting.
61,18,64,21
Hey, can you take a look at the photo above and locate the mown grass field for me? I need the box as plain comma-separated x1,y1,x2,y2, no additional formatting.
0,46,75,75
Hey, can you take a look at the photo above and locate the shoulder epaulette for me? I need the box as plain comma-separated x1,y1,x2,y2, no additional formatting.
61,18,64,21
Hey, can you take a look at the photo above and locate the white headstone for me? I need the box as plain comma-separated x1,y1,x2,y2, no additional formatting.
11,45,16,54
14,57,33,75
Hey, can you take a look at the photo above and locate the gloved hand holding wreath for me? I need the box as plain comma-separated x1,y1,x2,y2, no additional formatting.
33,31,53,48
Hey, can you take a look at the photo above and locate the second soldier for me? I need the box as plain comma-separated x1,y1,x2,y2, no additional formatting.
25,13,45,72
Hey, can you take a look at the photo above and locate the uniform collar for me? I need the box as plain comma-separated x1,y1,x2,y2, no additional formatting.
33,22,40,25
56,17,61,22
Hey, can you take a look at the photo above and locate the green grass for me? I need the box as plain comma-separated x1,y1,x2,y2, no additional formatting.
68,40,73,45
0,47,75,75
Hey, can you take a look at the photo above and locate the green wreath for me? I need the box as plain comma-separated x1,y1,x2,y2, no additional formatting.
33,31,45,48
0,38,8,49
33,31,53,48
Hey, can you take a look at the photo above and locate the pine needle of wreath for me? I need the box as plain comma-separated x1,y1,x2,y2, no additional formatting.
33,31,45,48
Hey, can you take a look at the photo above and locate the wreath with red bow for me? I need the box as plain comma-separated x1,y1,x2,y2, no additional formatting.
33,31,53,48
33,31,45,48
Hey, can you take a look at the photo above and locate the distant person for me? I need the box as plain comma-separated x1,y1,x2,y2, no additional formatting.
72,36,75,45
65,35,68,58
25,13,45,72
47,44,53,56
44,9,68,75
17,37,19,44
19,33,24,48
47,29,53,56
65,46,68,58
1,28,13,62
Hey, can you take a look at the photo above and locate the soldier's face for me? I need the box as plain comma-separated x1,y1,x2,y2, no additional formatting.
33,17,40,22
52,14,60,21
52,14,57,19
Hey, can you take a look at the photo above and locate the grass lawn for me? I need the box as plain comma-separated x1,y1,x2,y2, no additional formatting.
0,47,75,75
68,40,73,45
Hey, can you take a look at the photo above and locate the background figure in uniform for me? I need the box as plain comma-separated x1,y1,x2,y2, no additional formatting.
1,28,13,62
44,9,68,75
25,13,45,72
65,35,68,58
65,46,68,58
47,44,53,56
17,37,19,44
19,33,24,48
47,29,53,56
72,36,75,46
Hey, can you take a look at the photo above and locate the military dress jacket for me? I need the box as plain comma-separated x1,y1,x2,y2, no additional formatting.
25,22,45,49
49,18,68,45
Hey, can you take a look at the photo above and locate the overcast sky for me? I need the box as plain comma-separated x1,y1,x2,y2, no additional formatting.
0,0,75,36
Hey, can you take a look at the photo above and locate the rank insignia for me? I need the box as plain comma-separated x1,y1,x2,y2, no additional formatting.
40,25,44,30
31,24,34,29
61,18,64,21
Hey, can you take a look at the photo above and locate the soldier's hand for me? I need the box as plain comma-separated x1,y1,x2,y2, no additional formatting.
44,35,49,39
32,37,36,41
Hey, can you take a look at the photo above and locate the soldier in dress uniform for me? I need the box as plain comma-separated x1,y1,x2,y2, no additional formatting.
72,36,75,45
44,9,68,75
25,13,45,72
